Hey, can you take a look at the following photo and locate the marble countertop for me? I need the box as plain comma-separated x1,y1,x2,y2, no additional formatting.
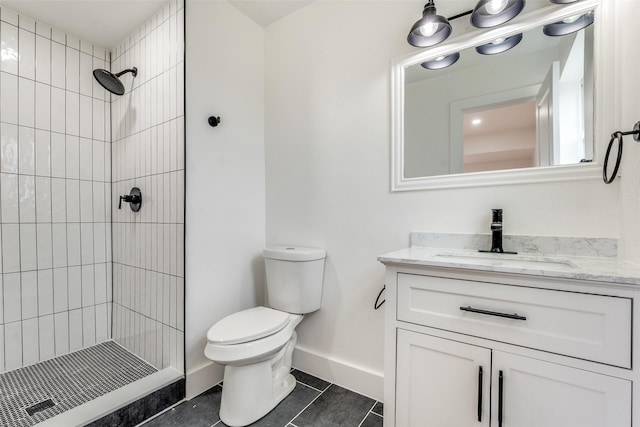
378,246,640,286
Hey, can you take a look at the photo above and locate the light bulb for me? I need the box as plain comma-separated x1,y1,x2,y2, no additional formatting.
486,0,509,15
418,22,438,37
491,37,506,45
472,118,482,125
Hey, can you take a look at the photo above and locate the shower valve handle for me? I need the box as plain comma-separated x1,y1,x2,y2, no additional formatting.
119,187,142,212
119,194,140,209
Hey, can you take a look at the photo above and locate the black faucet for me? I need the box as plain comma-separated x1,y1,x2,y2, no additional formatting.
490,209,504,253
480,209,517,254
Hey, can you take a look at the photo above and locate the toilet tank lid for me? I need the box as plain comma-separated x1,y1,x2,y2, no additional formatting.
263,246,326,261
207,307,291,345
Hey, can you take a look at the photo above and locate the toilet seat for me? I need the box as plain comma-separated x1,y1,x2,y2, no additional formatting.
205,308,303,366
207,306,290,345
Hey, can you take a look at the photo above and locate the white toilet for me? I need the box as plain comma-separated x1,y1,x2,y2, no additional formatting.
204,246,326,427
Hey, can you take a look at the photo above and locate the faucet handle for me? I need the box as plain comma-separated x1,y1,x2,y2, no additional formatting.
119,187,142,212
491,208,503,223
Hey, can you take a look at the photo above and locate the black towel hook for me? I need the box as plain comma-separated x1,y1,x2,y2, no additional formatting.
603,121,640,184
208,116,221,127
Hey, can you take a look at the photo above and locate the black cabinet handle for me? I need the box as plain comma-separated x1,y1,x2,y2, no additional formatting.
498,370,504,427
477,366,483,422
460,306,527,321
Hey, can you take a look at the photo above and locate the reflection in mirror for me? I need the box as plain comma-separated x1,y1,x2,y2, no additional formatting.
463,99,536,173
403,22,594,179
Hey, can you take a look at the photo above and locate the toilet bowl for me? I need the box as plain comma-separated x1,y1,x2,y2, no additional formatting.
205,306,303,426
204,246,326,427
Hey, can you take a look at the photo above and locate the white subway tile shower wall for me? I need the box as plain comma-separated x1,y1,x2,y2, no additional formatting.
0,7,112,372
111,0,185,372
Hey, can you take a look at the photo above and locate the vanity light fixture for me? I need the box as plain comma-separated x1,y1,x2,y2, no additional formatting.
421,52,461,70
543,10,594,36
407,0,452,48
470,0,525,28
475,33,523,54
549,0,581,3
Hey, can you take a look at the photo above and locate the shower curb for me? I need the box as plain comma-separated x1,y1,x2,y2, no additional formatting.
35,368,183,427
87,378,185,427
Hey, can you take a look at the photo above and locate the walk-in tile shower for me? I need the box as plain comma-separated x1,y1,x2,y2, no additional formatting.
0,1,185,424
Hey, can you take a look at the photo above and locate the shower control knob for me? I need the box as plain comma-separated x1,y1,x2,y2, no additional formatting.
119,187,142,212
208,116,221,127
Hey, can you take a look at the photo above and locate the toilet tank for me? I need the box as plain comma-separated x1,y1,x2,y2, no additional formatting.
263,246,326,314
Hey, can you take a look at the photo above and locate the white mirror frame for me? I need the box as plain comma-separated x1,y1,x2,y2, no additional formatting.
391,0,612,191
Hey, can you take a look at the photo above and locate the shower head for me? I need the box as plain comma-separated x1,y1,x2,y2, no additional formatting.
93,67,138,95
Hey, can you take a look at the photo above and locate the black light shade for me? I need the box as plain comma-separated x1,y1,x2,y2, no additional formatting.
421,52,461,70
475,33,523,54
471,0,526,28
549,0,581,3
543,11,594,36
408,1,452,48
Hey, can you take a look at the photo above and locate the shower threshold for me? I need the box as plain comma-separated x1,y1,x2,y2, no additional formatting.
0,341,181,427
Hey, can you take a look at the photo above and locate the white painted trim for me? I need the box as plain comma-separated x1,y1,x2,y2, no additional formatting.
36,368,183,427
186,350,383,402
185,361,224,400
391,0,604,192
395,163,601,191
292,345,384,402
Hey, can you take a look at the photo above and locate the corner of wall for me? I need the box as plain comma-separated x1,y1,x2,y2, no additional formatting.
185,361,224,400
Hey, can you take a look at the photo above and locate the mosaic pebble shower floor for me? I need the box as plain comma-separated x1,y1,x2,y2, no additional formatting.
0,341,156,426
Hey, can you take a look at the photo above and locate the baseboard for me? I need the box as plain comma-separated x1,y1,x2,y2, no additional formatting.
292,345,384,402
185,361,224,400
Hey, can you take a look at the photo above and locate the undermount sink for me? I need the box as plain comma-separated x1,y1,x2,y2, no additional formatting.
433,252,578,270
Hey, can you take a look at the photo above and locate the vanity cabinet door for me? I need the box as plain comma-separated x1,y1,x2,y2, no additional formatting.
491,351,631,427
396,329,491,427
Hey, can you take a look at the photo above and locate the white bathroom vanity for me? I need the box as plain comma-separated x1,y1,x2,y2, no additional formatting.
379,241,640,427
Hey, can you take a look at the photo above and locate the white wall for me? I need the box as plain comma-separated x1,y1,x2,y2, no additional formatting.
265,0,621,400
184,0,265,398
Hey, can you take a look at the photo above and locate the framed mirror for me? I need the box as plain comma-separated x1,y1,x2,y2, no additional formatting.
391,0,603,191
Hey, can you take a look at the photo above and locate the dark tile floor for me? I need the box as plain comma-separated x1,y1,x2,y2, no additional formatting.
142,369,383,427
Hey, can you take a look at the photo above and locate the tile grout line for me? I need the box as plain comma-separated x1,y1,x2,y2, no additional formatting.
356,401,380,427
31,20,43,370
16,38,25,368
294,380,328,394
47,32,56,363
286,382,332,425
